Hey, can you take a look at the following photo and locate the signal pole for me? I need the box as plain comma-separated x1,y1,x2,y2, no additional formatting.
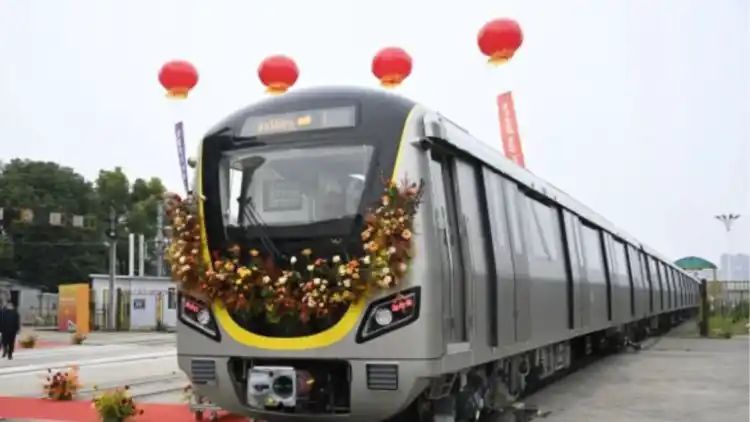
155,201,165,277
106,206,118,330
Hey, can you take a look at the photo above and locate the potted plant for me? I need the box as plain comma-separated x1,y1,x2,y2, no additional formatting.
71,332,87,345
42,366,81,400
91,385,144,422
19,333,38,348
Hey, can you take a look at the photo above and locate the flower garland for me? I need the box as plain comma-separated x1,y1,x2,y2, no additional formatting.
165,177,424,324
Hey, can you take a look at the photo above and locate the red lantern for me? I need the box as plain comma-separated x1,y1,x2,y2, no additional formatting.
158,60,199,99
372,47,412,88
477,18,523,65
258,55,299,94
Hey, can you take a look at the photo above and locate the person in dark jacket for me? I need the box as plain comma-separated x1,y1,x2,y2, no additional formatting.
1,303,20,359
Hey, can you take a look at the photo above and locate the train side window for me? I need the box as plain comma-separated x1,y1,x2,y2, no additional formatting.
523,196,558,261
503,184,524,254
612,240,630,285
580,224,604,274
483,172,507,248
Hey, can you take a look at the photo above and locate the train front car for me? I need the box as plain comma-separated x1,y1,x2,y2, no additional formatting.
177,87,437,421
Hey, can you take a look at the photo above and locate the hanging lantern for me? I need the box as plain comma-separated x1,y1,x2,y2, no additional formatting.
477,18,523,65
158,60,199,99
371,47,412,88
258,55,299,94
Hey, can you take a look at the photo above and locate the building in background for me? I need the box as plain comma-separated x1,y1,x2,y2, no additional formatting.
719,253,750,281
675,256,718,281
89,274,176,331
0,278,58,326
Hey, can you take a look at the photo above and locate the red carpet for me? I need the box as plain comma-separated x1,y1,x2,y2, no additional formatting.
0,396,249,421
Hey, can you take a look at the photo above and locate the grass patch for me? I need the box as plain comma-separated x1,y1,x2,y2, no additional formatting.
709,314,749,338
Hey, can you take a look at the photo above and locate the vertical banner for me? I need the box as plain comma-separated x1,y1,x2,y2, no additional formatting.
57,283,90,334
496,91,526,168
174,121,190,194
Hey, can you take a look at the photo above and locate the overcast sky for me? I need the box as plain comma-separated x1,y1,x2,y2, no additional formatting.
0,0,747,266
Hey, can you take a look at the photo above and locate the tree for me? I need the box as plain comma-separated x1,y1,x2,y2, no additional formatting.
95,167,131,215
0,159,103,288
0,160,167,290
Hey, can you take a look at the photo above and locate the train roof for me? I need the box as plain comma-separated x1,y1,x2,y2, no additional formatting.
204,86,694,279
205,86,416,138
415,97,691,276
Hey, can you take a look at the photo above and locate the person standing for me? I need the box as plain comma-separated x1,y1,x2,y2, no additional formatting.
1,303,20,359
0,303,5,356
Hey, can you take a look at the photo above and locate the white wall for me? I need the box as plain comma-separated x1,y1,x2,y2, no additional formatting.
90,275,177,331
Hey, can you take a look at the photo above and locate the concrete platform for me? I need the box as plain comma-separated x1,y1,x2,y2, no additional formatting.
524,334,750,422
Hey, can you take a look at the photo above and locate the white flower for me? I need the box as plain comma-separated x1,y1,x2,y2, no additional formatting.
338,265,347,276
332,255,341,263
362,256,371,265
290,256,297,264
262,276,271,284
307,265,314,271
278,276,288,284
388,246,397,255
343,279,351,288
382,267,390,275
313,278,321,286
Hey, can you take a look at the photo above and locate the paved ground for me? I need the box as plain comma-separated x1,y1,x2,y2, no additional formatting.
523,331,750,422
0,330,186,404
1,325,747,421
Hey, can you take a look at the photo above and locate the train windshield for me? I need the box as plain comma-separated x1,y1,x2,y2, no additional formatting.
222,144,374,230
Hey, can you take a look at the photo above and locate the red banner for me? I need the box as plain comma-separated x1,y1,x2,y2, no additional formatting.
496,92,526,168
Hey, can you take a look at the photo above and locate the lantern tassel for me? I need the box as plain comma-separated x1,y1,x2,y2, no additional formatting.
379,74,405,89
487,49,515,66
165,87,190,99
265,83,290,95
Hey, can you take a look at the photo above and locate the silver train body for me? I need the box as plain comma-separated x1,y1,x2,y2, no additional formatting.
177,87,700,421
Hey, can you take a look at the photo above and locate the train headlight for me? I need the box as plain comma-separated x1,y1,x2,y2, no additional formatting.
356,287,421,343
374,308,394,326
178,293,221,341
197,309,211,326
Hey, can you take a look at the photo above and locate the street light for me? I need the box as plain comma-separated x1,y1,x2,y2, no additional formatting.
714,214,741,284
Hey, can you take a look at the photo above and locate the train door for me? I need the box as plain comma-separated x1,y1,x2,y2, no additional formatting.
503,182,531,343
482,169,518,347
429,154,469,345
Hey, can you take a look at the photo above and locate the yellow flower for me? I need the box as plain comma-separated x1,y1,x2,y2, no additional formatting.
250,249,259,257
301,248,312,256
401,229,412,240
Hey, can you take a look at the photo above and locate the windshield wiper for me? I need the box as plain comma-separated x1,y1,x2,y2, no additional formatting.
239,197,283,260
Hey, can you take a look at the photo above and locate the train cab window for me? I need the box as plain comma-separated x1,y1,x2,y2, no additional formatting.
221,145,374,227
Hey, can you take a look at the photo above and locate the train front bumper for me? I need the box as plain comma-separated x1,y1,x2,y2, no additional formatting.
178,354,432,422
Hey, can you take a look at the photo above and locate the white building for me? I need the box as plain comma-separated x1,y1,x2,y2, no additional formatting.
0,278,58,325
89,274,177,331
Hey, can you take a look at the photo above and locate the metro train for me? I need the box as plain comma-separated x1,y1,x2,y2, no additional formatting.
175,86,700,422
